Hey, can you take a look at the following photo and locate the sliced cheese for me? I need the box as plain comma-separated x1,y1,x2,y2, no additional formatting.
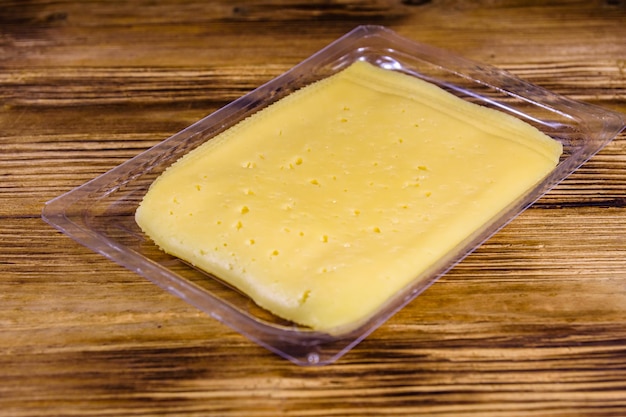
136,61,562,333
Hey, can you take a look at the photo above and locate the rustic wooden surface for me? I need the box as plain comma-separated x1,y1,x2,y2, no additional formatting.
2,0,626,415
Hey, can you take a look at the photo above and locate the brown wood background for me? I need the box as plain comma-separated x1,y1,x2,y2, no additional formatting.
2,0,626,415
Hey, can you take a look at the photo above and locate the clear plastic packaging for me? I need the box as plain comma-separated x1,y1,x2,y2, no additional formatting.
43,25,625,366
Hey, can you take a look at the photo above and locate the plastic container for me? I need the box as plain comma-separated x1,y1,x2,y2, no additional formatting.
42,25,625,366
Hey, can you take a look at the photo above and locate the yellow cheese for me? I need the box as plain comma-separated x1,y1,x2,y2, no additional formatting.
136,61,562,333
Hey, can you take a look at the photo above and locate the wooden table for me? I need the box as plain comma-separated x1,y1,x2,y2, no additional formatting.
2,1,626,415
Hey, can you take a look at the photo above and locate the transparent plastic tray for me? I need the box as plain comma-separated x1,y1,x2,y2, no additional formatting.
43,25,625,366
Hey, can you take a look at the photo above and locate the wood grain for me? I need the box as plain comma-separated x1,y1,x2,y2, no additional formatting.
2,0,626,416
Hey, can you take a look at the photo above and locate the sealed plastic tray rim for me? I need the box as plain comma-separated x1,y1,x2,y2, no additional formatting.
43,25,625,366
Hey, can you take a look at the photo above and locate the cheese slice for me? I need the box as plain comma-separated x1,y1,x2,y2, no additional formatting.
136,61,562,333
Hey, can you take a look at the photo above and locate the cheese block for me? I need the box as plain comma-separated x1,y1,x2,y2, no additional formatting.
136,61,562,333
